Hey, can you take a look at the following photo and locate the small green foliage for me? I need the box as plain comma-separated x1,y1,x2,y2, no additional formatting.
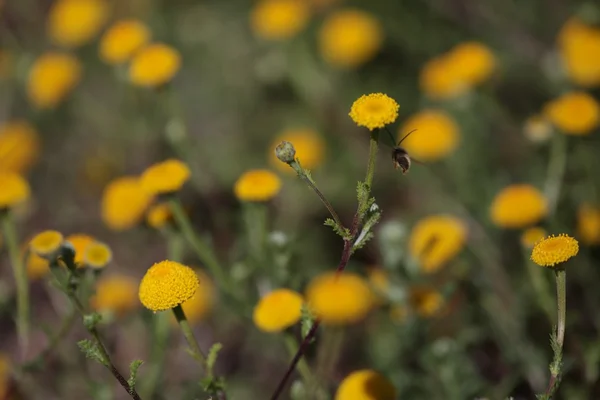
300,305,316,343
127,359,144,394
206,342,223,377
83,312,103,330
200,376,226,395
77,339,108,367
324,218,351,239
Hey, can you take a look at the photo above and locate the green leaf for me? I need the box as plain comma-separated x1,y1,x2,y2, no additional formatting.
77,339,108,367
324,218,351,239
300,305,316,343
207,342,223,375
127,359,144,393
83,312,103,330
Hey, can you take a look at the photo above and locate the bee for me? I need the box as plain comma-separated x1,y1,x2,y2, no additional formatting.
386,128,420,174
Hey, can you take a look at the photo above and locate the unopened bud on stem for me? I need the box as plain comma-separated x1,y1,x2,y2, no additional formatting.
275,141,296,164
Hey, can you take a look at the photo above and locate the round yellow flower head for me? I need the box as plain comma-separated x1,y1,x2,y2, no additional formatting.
447,41,496,87
349,93,399,131
253,288,303,333
129,43,181,87
101,176,153,231
0,171,30,209
420,55,466,100
26,251,50,280
409,286,444,317
250,0,310,40
47,0,108,48
521,227,547,248
577,203,600,245
27,52,82,109
30,230,64,257
92,275,138,316
65,233,95,265
531,234,579,267
398,110,460,161
319,9,383,68
543,91,600,135
523,115,553,143
146,203,173,229
99,19,150,65
84,241,112,269
140,159,191,196
408,215,467,274
139,260,199,312
558,18,600,87
179,270,215,324
234,169,282,202
335,369,396,400
306,271,374,325
0,120,40,174
270,129,325,173
490,184,548,229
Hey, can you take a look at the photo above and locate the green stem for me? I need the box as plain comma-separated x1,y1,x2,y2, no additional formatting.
544,133,567,217
172,304,208,372
364,129,380,195
244,203,268,268
555,269,566,349
1,211,29,353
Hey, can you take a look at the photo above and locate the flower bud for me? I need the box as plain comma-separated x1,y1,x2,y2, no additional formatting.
274,141,296,164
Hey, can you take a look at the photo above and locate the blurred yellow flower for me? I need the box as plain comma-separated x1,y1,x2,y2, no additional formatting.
409,286,444,317
140,159,190,195
139,260,199,312
84,241,112,269
26,251,50,280
27,52,81,109
179,270,215,324
129,43,181,87
531,234,578,267
0,120,40,174
0,171,30,209
99,19,150,64
577,203,600,245
521,227,547,248
234,169,282,202
349,93,399,131
448,42,496,87
335,369,396,400
408,215,467,274
543,91,600,135
47,0,108,48
523,115,553,143
490,184,548,228
146,203,172,229
398,110,460,161
319,9,383,68
269,129,325,173
30,230,64,257
253,288,303,332
65,233,95,265
101,176,153,231
92,275,138,316
250,0,309,40
306,271,374,325
558,18,600,87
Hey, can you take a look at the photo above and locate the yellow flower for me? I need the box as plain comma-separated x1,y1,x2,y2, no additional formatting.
335,370,396,400
523,115,553,143
84,241,112,269
577,203,600,245
65,233,95,265
47,0,108,48
408,215,467,274
129,43,181,87
0,171,30,209
0,354,10,399
349,93,399,131
234,169,282,202
398,110,460,161
140,159,190,195
521,227,547,248
253,288,303,333
92,275,138,316
179,270,215,324
250,0,310,40
543,91,600,135
420,55,465,100
558,18,600,87
30,230,64,257
0,120,40,174
269,129,325,173
99,19,150,64
447,41,496,86
531,234,579,267
305,271,374,325
409,286,444,317
146,203,172,229
27,52,82,109
139,260,199,312
101,176,153,231
26,251,50,280
319,9,383,68
490,184,548,229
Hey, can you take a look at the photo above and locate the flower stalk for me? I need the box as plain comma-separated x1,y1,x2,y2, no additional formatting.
172,304,208,370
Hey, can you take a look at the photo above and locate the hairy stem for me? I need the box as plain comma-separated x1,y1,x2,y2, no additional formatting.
555,269,566,349
172,304,208,370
